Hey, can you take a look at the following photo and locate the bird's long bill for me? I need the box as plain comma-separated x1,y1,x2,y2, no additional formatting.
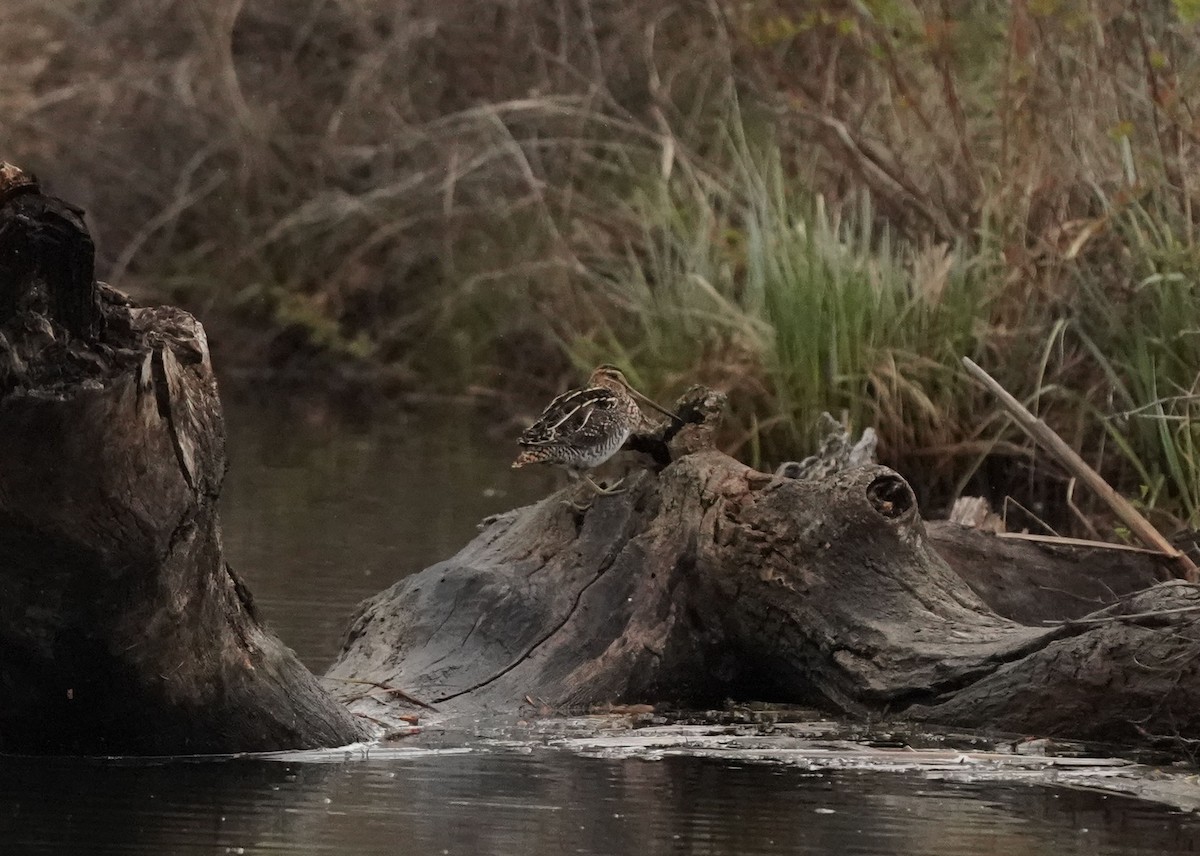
628,387,683,423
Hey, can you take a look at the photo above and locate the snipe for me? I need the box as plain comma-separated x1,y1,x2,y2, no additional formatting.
512,365,677,503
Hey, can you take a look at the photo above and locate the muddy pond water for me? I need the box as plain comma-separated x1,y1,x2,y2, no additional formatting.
4,396,1200,855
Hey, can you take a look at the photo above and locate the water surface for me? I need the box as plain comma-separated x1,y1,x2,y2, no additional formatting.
220,395,554,670
3,396,1199,855
4,751,1200,855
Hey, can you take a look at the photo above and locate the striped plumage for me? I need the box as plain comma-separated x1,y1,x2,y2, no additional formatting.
513,365,670,498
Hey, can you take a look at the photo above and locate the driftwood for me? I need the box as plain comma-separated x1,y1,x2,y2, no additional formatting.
330,399,1200,744
0,164,366,753
962,356,1198,581
6,165,1198,751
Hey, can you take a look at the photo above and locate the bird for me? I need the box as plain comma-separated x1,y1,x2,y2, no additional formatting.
512,364,678,503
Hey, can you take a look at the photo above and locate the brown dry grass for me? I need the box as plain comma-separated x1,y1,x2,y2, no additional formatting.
5,0,1200,528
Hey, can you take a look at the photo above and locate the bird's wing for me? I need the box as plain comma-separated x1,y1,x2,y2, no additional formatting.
519,387,618,447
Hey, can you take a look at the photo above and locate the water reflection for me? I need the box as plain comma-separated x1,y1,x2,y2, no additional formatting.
2,752,1199,855
7,396,1200,854
219,395,554,670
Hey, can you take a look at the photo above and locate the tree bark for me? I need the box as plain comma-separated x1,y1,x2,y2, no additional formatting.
329,394,1200,745
0,164,366,754
927,523,1168,625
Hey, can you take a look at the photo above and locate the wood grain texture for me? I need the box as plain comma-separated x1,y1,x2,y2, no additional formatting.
331,388,1200,744
0,166,366,754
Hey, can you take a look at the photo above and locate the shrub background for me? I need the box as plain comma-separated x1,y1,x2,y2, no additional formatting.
5,0,1200,529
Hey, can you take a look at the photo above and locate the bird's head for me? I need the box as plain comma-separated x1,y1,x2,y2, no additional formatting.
587,364,631,390
587,364,680,422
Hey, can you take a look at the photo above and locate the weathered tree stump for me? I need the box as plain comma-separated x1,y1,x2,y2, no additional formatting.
329,396,1200,744
8,164,1193,751
0,164,366,753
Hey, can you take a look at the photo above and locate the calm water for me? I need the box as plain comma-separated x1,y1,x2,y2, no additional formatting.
4,751,1200,855
219,394,555,671
3,396,1199,855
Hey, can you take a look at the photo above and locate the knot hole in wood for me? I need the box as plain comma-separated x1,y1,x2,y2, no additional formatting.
865,472,916,521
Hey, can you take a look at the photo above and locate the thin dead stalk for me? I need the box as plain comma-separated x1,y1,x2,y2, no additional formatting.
1046,603,1200,627
962,357,1199,582
324,676,439,711
996,531,1171,556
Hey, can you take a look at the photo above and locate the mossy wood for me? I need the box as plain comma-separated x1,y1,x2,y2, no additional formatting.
0,165,365,753
330,395,1198,744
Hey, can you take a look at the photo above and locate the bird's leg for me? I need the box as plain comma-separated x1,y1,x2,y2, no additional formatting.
562,470,626,511
582,474,625,495
562,470,594,512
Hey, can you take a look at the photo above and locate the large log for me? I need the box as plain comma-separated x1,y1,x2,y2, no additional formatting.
329,392,1200,744
0,164,366,753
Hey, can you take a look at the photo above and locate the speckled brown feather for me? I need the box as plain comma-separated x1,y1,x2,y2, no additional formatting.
512,369,643,472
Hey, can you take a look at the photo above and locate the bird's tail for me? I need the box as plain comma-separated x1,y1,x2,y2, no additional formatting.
512,448,551,469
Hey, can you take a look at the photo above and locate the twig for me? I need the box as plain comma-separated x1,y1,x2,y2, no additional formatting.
1065,477,1103,541
996,531,1171,556
352,711,394,729
1045,603,1200,627
801,110,956,240
1114,392,1200,419
324,676,439,711
1001,495,1059,536
961,357,1199,582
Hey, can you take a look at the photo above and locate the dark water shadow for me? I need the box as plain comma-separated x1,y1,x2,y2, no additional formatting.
4,748,1200,855
220,397,554,671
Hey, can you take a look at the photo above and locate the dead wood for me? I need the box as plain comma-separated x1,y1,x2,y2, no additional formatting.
928,522,1169,625
962,357,1198,581
330,395,1200,744
0,164,366,754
